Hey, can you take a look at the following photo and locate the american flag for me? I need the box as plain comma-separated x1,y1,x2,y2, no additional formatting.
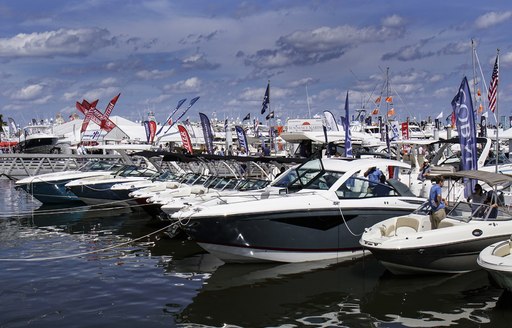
488,54,499,113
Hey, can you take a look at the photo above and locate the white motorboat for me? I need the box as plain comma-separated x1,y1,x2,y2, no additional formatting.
15,161,124,204
65,164,159,206
16,122,60,153
360,170,512,275
129,174,228,216
109,170,185,205
157,177,270,218
477,238,512,292
173,156,424,263
402,136,512,202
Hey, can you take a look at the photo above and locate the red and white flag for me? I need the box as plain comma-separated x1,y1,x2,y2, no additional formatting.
488,54,499,113
178,124,193,154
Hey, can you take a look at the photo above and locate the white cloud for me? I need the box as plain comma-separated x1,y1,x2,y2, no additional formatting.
82,87,120,103
136,69,175,80
33,95,53,105
500,51,512,66
476,11,512,29
62,91,79,101
382,14,404,27
11,84,44,100
100,77,118,86
245,17,406,68
434,87,454,98
288,77,318,88
163,77,202,93
238,86,293,101
181,53,220,70
0,28,115,58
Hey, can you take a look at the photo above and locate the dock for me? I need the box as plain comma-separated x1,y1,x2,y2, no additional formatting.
0,152,302,180
0,154,126,179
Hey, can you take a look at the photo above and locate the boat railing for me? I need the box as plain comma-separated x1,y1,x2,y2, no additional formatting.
0,153,138,179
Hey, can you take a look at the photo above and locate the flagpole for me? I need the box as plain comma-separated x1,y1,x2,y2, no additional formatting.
385,67,391,158
471,40,478,112
495,49,500,173
306,83,312,118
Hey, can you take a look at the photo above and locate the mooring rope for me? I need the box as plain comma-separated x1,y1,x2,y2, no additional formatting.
337,205,363,237
0,221,178,262
0,198,149,218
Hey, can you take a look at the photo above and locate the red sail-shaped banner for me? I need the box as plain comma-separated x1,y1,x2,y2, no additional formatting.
99,93,120,130
178,124,193,154
79,99,99,135
75,94,120,135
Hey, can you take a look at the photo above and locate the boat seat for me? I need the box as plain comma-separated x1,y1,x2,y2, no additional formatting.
494,241,512,257
191,186,206,194
379,224,396,237
438,220,455,229
395,217,420,235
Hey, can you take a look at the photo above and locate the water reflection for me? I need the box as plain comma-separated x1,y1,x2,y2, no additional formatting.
2,179,512,327
360,270,500,327
177,257,385,327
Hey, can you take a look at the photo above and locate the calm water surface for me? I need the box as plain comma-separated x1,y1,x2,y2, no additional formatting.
0,179,511,328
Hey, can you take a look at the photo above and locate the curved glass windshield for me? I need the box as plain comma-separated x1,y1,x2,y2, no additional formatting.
272,169,298,188
274,158,325,191
335,174,398,198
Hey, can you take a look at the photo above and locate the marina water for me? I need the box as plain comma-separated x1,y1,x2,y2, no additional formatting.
1,178,511,327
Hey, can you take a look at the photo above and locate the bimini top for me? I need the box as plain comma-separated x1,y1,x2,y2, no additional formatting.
443,170,512,187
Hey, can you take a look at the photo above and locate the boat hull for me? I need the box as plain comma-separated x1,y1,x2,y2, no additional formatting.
67,182,133,207
17,137,59,154
16,181,84,204
369,234,511,275
478,240,512,292
180,207,416,263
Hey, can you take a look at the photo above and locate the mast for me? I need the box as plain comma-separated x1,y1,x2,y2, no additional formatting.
471,40,479,111
306,83,312,118
386,67,390,125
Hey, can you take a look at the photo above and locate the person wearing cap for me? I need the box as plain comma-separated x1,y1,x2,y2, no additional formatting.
417,160,431,181
429,176,447,229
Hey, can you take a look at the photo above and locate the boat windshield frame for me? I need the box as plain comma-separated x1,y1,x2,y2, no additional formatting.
446,200,512,222
271,156,326,192
78,160,123,172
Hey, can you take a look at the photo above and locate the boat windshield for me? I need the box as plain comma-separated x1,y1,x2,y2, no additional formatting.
152,170,178,182
447,201,512,222
335,173,399,198
238,179,270,191
272,158,325,191
484,152,512,166
271,169,299,188
78,161,123,172
114,165,159,178
412,201,432,215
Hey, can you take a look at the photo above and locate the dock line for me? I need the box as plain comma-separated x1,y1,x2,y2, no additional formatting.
0,221,178,262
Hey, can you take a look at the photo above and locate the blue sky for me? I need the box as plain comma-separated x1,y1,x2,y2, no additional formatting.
1,0,511,126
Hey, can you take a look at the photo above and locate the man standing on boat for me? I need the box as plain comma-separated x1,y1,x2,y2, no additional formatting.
364,166,382,184
429,176,446,229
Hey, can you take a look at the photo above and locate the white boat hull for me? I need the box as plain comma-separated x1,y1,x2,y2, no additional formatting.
478,239,512,292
